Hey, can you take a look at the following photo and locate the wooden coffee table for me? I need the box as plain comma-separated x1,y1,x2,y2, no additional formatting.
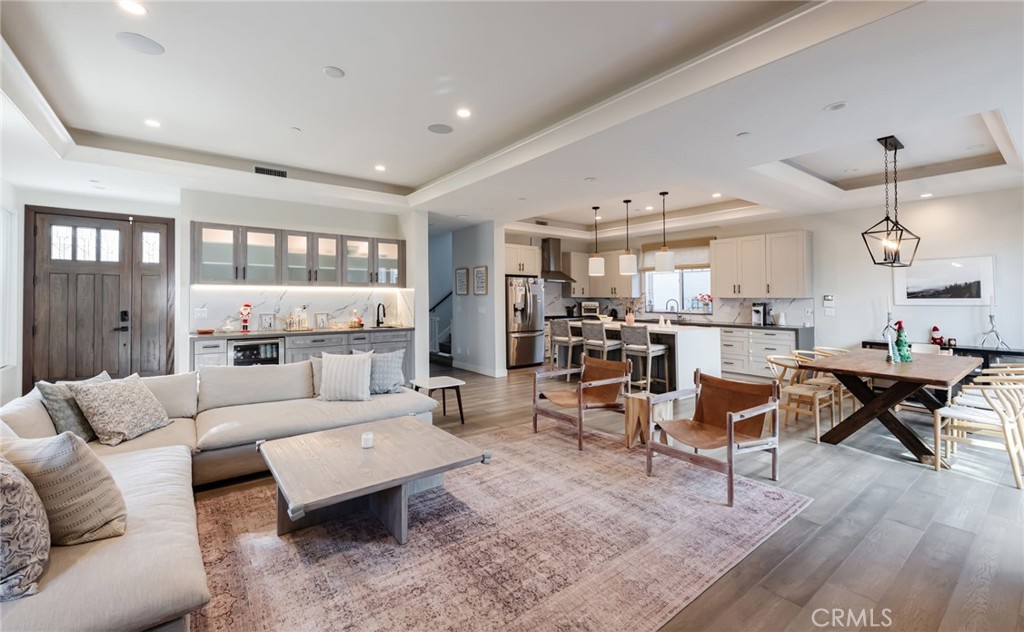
259,417,489,543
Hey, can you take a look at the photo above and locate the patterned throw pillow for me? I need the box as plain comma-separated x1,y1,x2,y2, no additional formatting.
320,352,372,402
36,372,111,441
0,456,50,601
67,375,170,446
1,433,126,546
352,349,406,394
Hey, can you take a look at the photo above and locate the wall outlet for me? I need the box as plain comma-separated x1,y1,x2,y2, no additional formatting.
194,308,208,319
804,308,813,316
824,307,836,317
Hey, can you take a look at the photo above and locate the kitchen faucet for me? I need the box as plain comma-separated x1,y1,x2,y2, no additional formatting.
664,299,681,324
376,303,386,328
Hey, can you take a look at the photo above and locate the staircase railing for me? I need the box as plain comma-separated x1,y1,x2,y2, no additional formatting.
429,315,452,354
430,292,452,313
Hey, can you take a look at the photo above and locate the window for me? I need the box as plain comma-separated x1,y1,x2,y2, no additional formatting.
51,225,73,260
641,240,713,314
141,231,160,264
100,229,120,262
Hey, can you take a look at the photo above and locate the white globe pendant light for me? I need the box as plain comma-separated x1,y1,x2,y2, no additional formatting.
588,206,605,276
619,199,638,276
654,191,675,272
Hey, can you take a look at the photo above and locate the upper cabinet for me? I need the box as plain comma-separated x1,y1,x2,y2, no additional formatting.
505,244,541,276
589,250,641,298
193,223,281,285
343,237,405,287
563,251,590,298
192,222,403,287
710,231,811,298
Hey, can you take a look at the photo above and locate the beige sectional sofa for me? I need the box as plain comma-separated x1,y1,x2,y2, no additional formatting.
0,361,439,631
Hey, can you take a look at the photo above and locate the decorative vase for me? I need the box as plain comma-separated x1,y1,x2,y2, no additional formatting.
625,312,636,325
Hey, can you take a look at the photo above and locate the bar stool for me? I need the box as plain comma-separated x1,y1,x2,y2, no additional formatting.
582,320,622,361
550,319,584,382
620,325,669,392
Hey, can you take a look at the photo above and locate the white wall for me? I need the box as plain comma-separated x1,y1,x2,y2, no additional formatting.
428,232,453,336
1,181,22,404
655,188,1024,349
451,221,507,377
399,209,429,381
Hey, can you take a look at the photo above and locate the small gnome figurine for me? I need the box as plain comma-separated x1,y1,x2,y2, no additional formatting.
894,320,913,362
239,302,253,333
929,325,944,346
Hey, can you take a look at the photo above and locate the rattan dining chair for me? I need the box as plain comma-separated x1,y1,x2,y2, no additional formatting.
766,354,835,443
793,349,848,417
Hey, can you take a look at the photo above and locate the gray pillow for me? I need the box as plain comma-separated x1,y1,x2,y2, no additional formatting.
36,371,111,441
320,352,372,402
67,375,170,446
1,433,126,546
352,349,405,394
0,455,50,601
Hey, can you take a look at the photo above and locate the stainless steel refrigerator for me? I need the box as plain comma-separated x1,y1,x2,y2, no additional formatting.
506,276,545,368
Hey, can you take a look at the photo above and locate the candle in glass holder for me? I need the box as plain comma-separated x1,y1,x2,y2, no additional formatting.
361,432,374,449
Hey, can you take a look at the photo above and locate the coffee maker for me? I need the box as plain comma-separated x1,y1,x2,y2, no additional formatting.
751,302,768,326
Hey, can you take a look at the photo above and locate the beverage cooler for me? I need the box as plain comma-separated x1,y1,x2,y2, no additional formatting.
228,338,284,366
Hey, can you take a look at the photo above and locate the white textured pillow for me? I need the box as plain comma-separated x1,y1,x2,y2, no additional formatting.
320,352,372,402
1,433,127,546
67,375,170,446
0,455,50,601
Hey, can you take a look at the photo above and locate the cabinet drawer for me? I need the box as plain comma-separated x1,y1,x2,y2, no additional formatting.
746,360,777,378
720,355,749,373
749,330,795,343
193,339,227,354
750,341,793,358
347,332,371,345
288,334,349,348
718,328,747,338
720,338,749,355
370,330,412,343
286,345,348,362
194,353,227,367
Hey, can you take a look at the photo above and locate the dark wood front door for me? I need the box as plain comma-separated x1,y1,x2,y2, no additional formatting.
24,207,175,392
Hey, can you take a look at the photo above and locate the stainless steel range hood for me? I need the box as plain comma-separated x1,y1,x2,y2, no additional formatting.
541,238,576,283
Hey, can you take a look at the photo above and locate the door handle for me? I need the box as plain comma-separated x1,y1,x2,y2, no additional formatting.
767,283,771,294
243,267,247,280
308,270,312,282
113,325,129,332
314,270,318,282
235,265,239,279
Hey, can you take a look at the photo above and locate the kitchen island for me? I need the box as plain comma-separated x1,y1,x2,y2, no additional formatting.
566,321,721,391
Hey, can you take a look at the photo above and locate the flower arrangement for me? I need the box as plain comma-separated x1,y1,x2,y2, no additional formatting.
696,293,713,313
616,293,646,315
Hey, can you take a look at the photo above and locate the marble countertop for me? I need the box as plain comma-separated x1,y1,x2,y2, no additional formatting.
190,326,413,339
548,317,812,332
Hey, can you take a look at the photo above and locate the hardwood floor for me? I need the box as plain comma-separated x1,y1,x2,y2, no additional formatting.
427,362,1024,632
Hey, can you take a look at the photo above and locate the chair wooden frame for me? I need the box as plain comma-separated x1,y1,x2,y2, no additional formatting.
532,355,632,450
645,370,781,507
620,324,670,393
794,349,850,417
767,354,835,443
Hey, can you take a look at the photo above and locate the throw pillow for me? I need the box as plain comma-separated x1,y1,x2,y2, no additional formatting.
320,352,372,402
352,349,406,394
310,356,323,398
67,375,170,446
36,371,111,441
0,455,50,601
1,433,127,546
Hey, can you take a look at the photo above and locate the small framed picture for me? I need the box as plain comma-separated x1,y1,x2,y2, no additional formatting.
314,312,330,329
473,266,488,295
455,267,469,295
258,313,276,331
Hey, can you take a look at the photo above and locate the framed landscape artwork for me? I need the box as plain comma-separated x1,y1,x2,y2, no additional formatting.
455,268,469,295
473,266,488,295
893,255,993,306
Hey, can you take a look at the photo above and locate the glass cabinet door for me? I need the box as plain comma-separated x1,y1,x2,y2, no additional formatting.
284,232,311,284
314,235,340,285
343,236,371,286
241,228,280,284
196,224,237,283
375,239,402,286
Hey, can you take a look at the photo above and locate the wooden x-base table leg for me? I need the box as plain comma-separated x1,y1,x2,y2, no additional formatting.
821,374,948,468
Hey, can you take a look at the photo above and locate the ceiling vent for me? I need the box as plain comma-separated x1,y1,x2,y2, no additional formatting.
254,165,288,178
534,220,549,226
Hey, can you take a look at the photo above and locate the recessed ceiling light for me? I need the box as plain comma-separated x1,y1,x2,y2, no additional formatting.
456,108,472,119
374,164,386,172
115,32,165,55
736,131,751,138
427,123,454,134
118,1,148,16
322,66,345,79
645,206,654,211
844,168,859,173
823,101,847,112
144,118,161,128
711,192,722,198
456,214,469,219
583,176,596,182
920,193,933,198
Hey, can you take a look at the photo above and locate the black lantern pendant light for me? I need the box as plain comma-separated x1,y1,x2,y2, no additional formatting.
862,135,920,267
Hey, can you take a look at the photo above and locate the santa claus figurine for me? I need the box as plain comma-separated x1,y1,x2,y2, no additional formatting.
239,302,253,333
929,325,944,346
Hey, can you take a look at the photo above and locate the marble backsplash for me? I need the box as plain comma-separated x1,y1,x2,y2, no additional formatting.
190,287,414,332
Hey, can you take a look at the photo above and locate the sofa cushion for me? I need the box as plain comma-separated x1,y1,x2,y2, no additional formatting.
37,372,111,442
353,348,406,394
0,446,211,632
198,362,313,412
142,372,199,419
0,389,57,439
195,388,438,450
320,351,372,401
68,375,171,446
0,455,50,601
88,418,197,458
1,433,127,546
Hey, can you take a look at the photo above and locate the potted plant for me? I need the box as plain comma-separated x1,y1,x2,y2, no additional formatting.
617,293,646,325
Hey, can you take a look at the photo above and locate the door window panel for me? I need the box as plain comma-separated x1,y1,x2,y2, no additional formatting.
376,241,399,285
141,231,159,264
317,237,338,283
286,234,308,282
345,238,370,284
76,227,97,261
245,231,277,283
101,229,121,262
51,225,73,260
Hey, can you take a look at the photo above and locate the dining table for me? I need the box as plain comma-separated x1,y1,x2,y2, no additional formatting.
799,348,982,466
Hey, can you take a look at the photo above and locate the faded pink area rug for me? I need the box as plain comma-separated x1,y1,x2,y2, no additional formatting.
192,423,809,631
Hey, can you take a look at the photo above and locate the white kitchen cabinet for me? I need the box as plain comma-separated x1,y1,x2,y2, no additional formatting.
505,244,541,276
710,238,741,298
562,251,591,298
765,231,812,298
737,235,766,298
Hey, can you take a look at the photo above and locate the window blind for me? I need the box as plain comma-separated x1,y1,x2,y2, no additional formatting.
640,238,711,270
